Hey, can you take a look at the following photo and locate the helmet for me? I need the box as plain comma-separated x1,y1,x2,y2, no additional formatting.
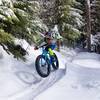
44,32,53,39
44,31,63,40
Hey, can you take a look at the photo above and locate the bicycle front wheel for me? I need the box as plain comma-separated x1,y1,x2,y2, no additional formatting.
35,55,51,78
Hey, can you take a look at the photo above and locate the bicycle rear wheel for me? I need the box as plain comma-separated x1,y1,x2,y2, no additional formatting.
52,53,59,70
35,55,51,78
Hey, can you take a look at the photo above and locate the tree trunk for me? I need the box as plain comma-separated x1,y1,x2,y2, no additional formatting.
56,39,61,52
85,0,91,51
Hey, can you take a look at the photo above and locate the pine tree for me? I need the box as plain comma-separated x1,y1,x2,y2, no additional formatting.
0,0,46,60
56,0,83,46
39,0,83,46
91,0,100,34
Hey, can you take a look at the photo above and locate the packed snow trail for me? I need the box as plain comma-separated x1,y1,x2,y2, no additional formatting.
0,69,65,100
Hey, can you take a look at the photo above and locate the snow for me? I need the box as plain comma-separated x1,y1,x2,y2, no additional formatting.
1,41,100,100
72,52,100,68
73,59,100,68
35,51,100,100
0,41,67,100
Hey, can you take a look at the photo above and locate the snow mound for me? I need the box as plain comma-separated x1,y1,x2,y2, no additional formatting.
72,52,100,68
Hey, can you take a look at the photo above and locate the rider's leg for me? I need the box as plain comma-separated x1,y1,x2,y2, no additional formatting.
45,44,55,61
48,44,56,62
48,48,54,55
45,44,56,57
48,48,55,62
45,46,55,56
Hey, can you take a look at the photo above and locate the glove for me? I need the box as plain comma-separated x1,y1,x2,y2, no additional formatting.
34,46,39,50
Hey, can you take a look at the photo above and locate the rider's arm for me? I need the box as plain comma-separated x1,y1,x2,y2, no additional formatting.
38,43,47,48
34,43,47,50
34,37,47,49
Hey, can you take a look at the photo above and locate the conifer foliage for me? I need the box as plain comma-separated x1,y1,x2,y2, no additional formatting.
0,0,46,60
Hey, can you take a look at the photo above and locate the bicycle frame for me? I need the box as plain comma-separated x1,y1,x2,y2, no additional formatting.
41,47,53,65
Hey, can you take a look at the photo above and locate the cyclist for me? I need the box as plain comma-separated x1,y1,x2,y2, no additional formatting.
34,29,62,62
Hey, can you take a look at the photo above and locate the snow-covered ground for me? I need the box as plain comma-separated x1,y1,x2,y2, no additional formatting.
1,42,100,100
35,52,100,100
0,42,69,100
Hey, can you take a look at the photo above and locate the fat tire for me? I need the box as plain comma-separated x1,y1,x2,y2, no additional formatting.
35,55,50,78
52,53,59,70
